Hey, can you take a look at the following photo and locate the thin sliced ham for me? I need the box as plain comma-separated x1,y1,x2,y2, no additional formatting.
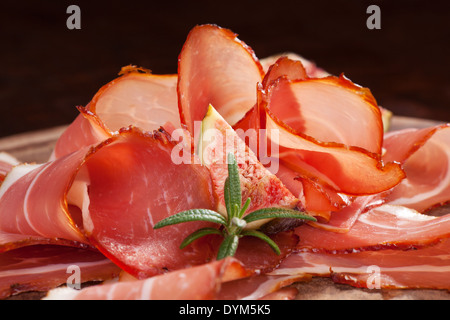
0,127,218,279
272,238,450,290
0,153,90,248
259,52,329,78
261,78,404,196
217,273,306,300
266,76,384,156
52,67,180,159
262,56,308,88
177,24,264,132
384,124,450,212
296,204,450,253
45,257,249,300
0,153,19,183
83,128,217,278
0,245,120,299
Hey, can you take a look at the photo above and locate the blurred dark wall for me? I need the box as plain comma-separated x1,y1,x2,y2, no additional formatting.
1,0,449,137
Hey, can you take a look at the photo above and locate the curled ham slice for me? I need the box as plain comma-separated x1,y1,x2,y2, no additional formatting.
52,68,180,159
0,153,19,183
260,79,404,197
262,56,308,87
177,24,264,132
235,59,403,216
383,124,450,212
45,257,248,300
0,127,217,279
84,128,217,278
0,154,90,247
259,52,329,78
265,76,384,154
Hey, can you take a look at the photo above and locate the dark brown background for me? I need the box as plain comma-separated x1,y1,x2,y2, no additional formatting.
1,0,449,138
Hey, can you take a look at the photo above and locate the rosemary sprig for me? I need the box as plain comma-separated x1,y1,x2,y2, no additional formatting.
153,153,316,260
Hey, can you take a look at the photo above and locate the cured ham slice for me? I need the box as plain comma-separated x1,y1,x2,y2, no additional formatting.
234,61,402,214
0,127,218,279
295,204,450,252
52,68,180,159
45,257,248,300
0,153,19,182
259,52,329,78
217,273,305,300
266,76,384,155
383,124,450,212
261,78,404,196
0,245,120,299
272,238,450,290
84,128,217,278
177,24,264,132
262,56,308,87
0,154,90,248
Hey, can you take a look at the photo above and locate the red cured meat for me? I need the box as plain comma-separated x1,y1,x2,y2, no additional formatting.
0,128,218,279
384,125,450,212
46,257,249,300
52,68,180,160
0,245,120,299
177,24,264,132
272,238,450,290
295,204,450,253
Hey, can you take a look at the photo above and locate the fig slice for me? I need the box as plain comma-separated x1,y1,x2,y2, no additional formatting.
197,104,300,230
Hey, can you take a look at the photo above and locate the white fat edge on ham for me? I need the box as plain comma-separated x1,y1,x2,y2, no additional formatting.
48,113,111,161
0,152,20,166
44,277,119,300
95,74,180,134
66,166,93,234
239,275,304,300
388,137,450,209
0,163,44,200
268,244,450,290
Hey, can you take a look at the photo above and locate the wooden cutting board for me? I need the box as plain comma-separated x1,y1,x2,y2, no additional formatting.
1,116,450,300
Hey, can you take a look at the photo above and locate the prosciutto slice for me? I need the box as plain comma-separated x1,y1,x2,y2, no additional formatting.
0,153,90,248
45,257,249,300
383,124,450,212
52,67,180,159
295,204,450,253
177,24,264,132
272,238,450,290
0,153,19,182
259,52,329,78
0,127,218,279
0,245,120,299
261,79,404,199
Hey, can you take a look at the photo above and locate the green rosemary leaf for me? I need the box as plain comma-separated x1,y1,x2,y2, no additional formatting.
243,207,317,224
240,229,281,255
224,177,232,218
153,209,227,229
227,153,242,219
239,197,251,218
180,227,223,249
216,234,239,260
